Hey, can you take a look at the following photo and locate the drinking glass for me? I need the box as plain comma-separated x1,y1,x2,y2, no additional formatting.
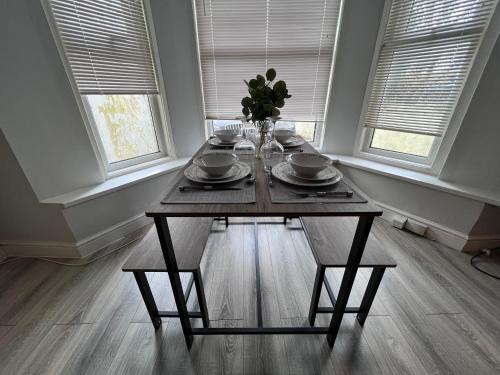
233,122,256,171
261,134,284,172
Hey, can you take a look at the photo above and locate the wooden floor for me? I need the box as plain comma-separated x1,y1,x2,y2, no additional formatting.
1,218,499,375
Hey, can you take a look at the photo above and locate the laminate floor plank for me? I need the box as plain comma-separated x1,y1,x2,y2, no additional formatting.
361,315,429,375
105,322,164,375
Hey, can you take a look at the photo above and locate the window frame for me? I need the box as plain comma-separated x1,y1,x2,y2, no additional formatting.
42,0,175,178
354,0,499,174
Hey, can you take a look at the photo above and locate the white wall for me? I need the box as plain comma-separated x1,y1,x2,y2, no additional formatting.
440,36,500,194
322,0,386,154
149,0,206,158
0,130,75,244
0,0,104,200
0,0,205,257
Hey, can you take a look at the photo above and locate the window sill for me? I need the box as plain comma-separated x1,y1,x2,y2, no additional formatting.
326,154,500,207
42,158,189,208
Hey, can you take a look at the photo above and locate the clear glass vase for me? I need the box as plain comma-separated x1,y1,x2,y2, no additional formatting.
252,119,274,159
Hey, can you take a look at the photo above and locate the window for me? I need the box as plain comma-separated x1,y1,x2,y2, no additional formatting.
194,0,343,146
45,0,172,173
359,0,497,166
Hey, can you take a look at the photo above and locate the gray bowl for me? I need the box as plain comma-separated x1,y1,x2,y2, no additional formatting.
287,153,332,178
214,129,239,143
193,152,239,177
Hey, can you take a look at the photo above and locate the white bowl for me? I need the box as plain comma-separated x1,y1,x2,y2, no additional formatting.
214,129,239,143
274,129,295,144
287,153,332,178
193,152,239,177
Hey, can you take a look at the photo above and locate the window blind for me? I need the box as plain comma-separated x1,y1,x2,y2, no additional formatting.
194,0,342,121
48,0,159,95
364,0,497,136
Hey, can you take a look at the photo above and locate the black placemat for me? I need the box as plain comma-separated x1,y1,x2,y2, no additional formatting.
162,169,255,204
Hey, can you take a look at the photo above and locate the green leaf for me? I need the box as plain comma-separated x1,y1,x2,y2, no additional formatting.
285,94,292,98
274,80,286,92
266,68,276,81
271,107,280,117
256,74,265,85
249,79,259,89
275,99,285,108
242,107,250,116
243,80,250,87
241,96,253,107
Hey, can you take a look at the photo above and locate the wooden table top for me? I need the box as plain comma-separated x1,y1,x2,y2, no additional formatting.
146,140,382,218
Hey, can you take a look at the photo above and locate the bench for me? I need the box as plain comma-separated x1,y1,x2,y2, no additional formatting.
122,217,214,329
300,217,396,326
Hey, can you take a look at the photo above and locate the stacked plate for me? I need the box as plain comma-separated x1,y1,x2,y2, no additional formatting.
279,136,305,148
271,153,342,187
184,162,251,184
208,137,241,148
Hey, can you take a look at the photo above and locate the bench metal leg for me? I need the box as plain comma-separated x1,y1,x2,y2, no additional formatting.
308,265,325,326
327,216,374,348
155,217,193,348
356,267,385,326
133,271,162,329
193,268,210,328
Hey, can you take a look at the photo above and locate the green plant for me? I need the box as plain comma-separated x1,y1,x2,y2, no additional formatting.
241,68,291,123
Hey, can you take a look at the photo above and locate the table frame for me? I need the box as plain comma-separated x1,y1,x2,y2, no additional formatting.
146,142,381,349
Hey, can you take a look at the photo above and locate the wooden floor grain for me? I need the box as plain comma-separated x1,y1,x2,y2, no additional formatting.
0,218,499,375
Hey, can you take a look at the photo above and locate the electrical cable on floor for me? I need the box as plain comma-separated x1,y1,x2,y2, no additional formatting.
0,235,142,267
470,247,500,280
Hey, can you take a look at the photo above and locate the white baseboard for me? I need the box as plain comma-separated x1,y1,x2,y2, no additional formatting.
0,213,152,259
375,200,500,253
0,240,80,259
76,213,152,258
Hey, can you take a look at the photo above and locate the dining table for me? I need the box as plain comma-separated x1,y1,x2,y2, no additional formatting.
145,137,382,348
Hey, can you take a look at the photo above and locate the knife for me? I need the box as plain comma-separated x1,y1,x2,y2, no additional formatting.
290,190,353,198
178,185,242,191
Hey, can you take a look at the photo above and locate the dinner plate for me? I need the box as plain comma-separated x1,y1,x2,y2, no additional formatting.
290,165,338,181
184,162,251,184
280,136,305,148
208,137,240,147
271,162,343,187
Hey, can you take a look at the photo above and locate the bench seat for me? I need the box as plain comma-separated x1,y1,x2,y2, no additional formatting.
122,216,214,330
122,217,214,272
300,217,396,268
300,216,396,327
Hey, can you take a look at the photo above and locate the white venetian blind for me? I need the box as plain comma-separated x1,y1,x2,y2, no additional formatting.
195,0,342,121
364,0,498,136
48,0,159,95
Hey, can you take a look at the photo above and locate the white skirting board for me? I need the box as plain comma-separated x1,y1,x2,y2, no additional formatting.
0,214,152,259
375,200,500,253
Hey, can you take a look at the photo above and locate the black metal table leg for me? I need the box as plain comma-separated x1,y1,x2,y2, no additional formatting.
154,217,194,348
308,265,325,326
356,267,385,326
193,268,210,328
326,216,374,347
133,271,162,329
